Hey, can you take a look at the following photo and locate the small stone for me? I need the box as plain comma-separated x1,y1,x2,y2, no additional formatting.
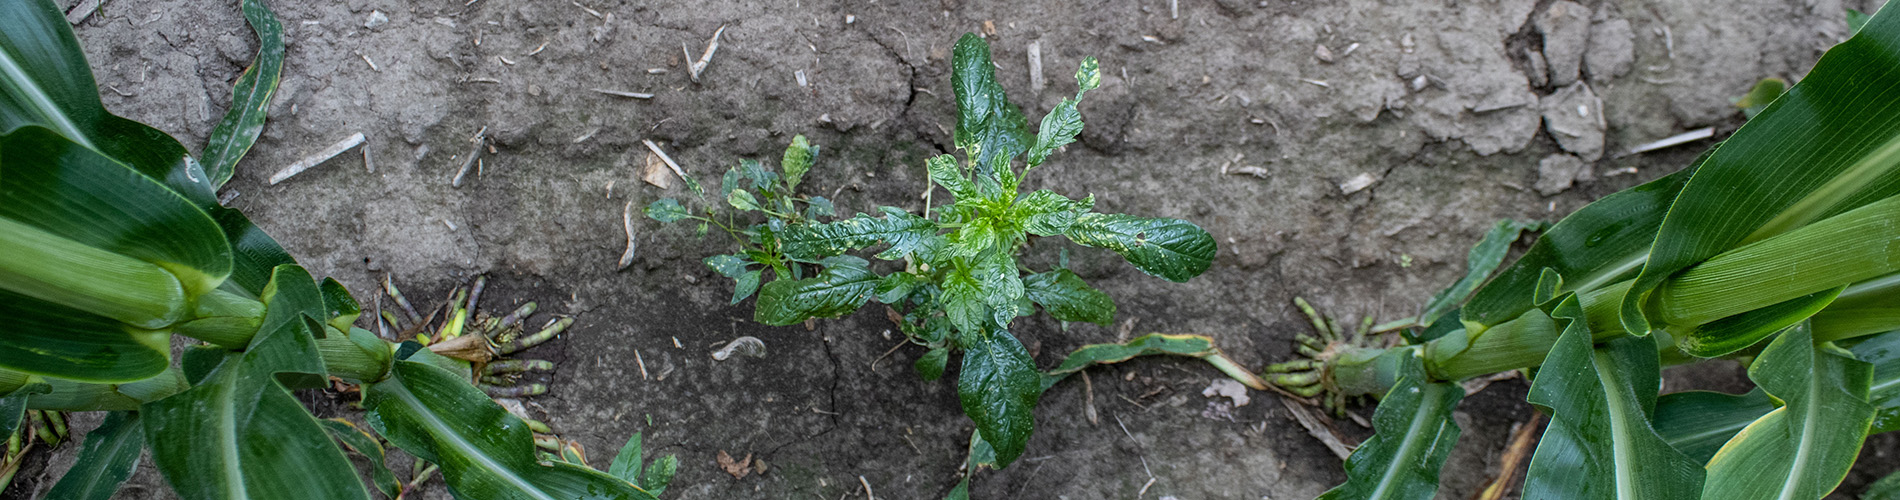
1534,154,1589,195
1540,82,1606,161
1339,173,1379,195
1535,1,1590,86
1315,44,1335,63
364,10,388,29
1585,17,1635,82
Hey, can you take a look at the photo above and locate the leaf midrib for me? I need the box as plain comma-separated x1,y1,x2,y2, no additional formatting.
0,46,92,149
1592,351,1640,500
1773,367,1827,500
384,377,559,500
1366,382,1449,500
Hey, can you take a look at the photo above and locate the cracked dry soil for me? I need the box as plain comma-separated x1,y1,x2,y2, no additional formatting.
12,0,1900,498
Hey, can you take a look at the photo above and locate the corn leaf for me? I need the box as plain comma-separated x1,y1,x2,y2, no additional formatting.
1523,300,1704,499
1317,348,1464,500
951,34,1032,174
142,264,367,500
1702,323,1874,500
1045,333,1217,377
777,207,942,261
1678,288,1843,358
1867,469,1900,500
1063,213,1216,283
199,0,283,188
957,326,1040,468
1021,269,1114,325
1621,7,1900,335
754,256,879,326
45,411,143,500
1651,389,1775,464
318,419,400,499
1848,329,1900,433
1461,164,1697,328
0,288,172,382
365,354,658,500
0,127,232,310
1418,219,1545,328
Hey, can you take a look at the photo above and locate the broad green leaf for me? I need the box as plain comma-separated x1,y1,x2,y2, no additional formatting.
781,135,814,191
641,455,677,496
942,262,990,336
950,217,1001,260
874,272,922,304
1021,269,1114,325
1461,164,1696,328
1040,333,1222,390
974,248,1025,326
364,357,658,500
778,207,941,260
927,154,977,201
735,158,775,192
957,327,1040,468
730,269,762,305
719,168,743,198
1652,389,1775,464
1622,8,1900,335
1848,329,1900,433
1023,57,1097,167
1063,213,1215,283
951,34,1032,171
319,418,400,499
200,0,284,187
705,254,750,277
1418,219,1545,328
804,195,835,219
607,432,645,483
1703,324,1875,500
727,189,760,211
143,265,365,500
1523,302,1704,500
0,127,232,317
44,411,142,500
916,347,949,381
1011,190,1093,237
754,256,878,326
1653,194,1900,328
1317,349,1463,500
644,199,690,223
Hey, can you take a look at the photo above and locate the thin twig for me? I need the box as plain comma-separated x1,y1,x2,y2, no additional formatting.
858,475,875,500
592,88,654,99
452,127,487,188
1280,398,1353,461
270,133,366,185
635,349,649,380
617,201,638,269
689,25,727,82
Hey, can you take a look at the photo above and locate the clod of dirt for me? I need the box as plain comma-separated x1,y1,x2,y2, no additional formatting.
1524,48,1550,87
1540,82,1606,161
1584,7,1635,83
1534,154,1590,196
1202,378,1251,407
1536,1,1592,87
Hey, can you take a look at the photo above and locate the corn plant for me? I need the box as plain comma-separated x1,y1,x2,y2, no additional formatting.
0,0,674,498
649,34,1218,469
1275,5,1900,499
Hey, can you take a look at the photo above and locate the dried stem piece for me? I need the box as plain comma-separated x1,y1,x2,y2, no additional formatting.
617,201,638,269
269,132,366,185
452,127,488,188
688,25,726,82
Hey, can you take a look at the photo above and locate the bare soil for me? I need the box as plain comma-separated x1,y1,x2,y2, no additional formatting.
9,0,1897,498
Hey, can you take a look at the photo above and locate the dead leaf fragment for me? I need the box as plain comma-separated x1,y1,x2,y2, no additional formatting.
717,450,754,479
641,151,673,189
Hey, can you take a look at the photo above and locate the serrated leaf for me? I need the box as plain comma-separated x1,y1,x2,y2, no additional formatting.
782,135,814,190
1064,213,1215,283
199,0,283,187
1022,269,1114,325
1652,388,1775,464
951,218,1001,260
1418,219,1545,327
1702,323,1875,500
974,248,1024,326
645,199,690,223
1522,300,1703,500
928,154,977,201
754,256,878,326
957,327,1040,468
805,195,835,219
1316,348,1463,500
942,268,990,339
318,418,400,499
875,272,922,304
951,34,1032,171
1848,329,1900,433
364,357,659,500
607,432,645,483
45,411,143,500
727,189,760,211
1012,190,1093,236
778,207,941,261
916,347,949,381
